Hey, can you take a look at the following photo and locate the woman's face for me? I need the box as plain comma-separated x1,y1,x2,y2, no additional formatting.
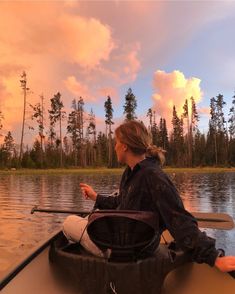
114,136,127,164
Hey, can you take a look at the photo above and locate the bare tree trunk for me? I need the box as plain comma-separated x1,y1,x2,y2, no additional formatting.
214,132,218,166
108,124,112,168
59,112,63,167
40,94,44,168
19,72,27,165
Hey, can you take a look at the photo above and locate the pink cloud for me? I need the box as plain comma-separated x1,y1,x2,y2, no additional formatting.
152,70,203,128
64,76,97,102
198,107,210,116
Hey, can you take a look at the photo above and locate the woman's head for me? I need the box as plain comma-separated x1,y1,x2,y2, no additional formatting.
114,120,165,165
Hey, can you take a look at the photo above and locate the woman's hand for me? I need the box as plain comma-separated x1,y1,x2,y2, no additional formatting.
215,256,235,272
79,183,97,201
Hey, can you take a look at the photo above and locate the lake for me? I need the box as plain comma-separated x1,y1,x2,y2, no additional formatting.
0,171,235,278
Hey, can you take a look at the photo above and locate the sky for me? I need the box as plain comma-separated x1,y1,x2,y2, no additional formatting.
0,0,235,145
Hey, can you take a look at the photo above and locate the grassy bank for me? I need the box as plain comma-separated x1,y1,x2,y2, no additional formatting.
0,167,235,175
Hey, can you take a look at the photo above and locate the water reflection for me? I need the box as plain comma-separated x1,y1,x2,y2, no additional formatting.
0,172,235,278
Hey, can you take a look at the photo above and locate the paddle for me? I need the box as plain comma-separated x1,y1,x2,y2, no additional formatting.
191,212,234,230
31,206,90,217
31,206,234,230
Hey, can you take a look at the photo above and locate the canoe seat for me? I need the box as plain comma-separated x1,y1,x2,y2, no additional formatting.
87,210,159,262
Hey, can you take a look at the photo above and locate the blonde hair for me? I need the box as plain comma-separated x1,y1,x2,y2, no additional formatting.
115,120,166,165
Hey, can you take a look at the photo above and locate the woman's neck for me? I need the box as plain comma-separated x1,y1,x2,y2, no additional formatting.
126,154,146,170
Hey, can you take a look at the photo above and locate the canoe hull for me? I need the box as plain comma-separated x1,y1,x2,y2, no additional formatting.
49,232,191,294
1,230,235,294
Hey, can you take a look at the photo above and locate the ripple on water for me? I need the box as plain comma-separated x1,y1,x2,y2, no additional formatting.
0,172,235,277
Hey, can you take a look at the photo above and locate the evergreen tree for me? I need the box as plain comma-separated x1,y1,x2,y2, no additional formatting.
30,94,45,168
30,139,42,168
216,94,227,165
87,109,97,166
171,105,185,166
2,131,15,167
147,108,153,130
182,99,191,166
48,92,66,167
123,88,137,121
96,131,108,166
67,99,80,166
207,97,217,165
104,96,114,167
0,110,3,136
228,93,235,139
228,93,235,165
207,94,227,165
159,118,169,151
194,130,206,166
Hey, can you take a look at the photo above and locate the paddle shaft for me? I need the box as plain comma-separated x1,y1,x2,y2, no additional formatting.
31,206,90,216
31,206,234,230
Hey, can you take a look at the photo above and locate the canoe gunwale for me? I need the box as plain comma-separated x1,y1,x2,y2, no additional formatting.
0,230,61,291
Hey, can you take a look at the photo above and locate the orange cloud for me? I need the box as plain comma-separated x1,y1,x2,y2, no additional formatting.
198,107,210,116
97,87,119,104
123,45,141,83
152,70,203,127
58,15,115,68
64,76,96,102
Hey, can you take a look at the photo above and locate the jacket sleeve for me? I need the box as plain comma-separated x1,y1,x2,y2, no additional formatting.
146,169,219,267
94,191,120,209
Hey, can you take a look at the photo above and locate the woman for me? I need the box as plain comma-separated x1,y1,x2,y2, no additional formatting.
63,120,235,272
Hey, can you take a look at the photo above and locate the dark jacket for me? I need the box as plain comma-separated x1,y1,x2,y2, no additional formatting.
95,157,219,266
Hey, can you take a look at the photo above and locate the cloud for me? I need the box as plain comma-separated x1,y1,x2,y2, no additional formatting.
152,70,203,127
122,45,141,83
58,15,115,68
198,107,210,116
64,76,96,102
98,87,119,104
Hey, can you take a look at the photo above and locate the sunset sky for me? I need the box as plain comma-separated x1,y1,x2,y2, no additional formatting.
1,0,235,145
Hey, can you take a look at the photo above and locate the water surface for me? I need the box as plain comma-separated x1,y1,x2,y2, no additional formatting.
0,172,235,278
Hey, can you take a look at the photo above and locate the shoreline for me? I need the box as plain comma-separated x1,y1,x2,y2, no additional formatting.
0,167,235,175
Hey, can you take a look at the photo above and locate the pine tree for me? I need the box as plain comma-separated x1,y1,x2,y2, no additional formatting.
3,131,15,167
228,93,235,165
216,94,227,164
228,93,235,140
182,99,191,166
123,88,137,121
87,108,97,166
48,92,66,167
104,96,114,167
30,94,45,168
208,97,218,165
148,109,159,146
159,118,168,150
0,110,3,136
171,105,185,166
67,99,80,166
194,130,206,166
207,94,227,165
147,108,153,130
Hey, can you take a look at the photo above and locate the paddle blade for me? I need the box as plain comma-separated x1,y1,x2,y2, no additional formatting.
191,212,234,230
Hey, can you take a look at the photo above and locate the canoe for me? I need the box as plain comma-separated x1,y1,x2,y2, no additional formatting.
1,229,235,294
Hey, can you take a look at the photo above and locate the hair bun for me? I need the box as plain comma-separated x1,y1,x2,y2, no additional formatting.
146,145,166,166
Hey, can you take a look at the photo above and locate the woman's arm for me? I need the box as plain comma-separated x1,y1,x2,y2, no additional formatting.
79,183,120,209
146,170,219,267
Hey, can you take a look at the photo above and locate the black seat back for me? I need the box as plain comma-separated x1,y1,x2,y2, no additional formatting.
87,210,158,261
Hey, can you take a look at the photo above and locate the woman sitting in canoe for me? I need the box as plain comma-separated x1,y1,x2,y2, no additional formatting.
63,120,235,272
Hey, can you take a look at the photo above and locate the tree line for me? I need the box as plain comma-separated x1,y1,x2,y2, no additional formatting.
0,72,235,168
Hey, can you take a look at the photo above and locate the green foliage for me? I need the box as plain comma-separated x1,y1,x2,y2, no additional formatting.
123,88,137,121
1,86,235,169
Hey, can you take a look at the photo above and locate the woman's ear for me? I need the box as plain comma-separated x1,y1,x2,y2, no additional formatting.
122,143,128,152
